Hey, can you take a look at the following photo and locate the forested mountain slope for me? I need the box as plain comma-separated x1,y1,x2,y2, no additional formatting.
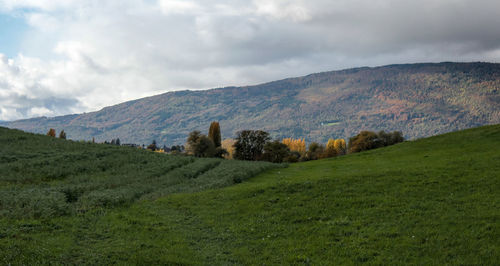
3,62,499,145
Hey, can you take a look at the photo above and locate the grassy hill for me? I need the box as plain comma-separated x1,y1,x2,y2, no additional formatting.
0,127,279,219
3,62,500,145
1,125,499,264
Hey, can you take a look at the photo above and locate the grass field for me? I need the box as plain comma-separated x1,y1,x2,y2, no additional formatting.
0,127,280,220
1,125,499,264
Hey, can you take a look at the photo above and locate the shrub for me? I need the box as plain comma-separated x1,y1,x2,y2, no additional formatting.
348,130,404,153
262,140,290,163
304,142,325,161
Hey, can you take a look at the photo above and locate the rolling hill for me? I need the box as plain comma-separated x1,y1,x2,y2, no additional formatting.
2,62,499,145
1,125,499,264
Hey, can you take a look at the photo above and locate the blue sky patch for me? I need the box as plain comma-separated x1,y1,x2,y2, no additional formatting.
0,13,29,57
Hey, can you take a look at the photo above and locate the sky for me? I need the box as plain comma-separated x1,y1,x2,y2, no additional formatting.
0,0,500,121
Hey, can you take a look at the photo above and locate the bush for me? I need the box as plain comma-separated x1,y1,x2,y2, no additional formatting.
261,140,290,163
348,130,404,153
303,142,325,161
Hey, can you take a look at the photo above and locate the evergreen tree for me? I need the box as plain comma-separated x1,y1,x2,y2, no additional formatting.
59,130,66,139
208,121,222,148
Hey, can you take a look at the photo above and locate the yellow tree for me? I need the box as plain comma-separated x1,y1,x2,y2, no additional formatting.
334,139,346,155
325,139,337,157
282,138,306,154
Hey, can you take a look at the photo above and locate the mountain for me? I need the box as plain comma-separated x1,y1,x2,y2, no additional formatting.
3,62,500,145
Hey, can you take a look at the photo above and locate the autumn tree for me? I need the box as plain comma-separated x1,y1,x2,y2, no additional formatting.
208,121,221,148
282,138,306,154
324,138,337,157
334,139,346,155
47,128,56,137
59,130,66,139
233,130,270,161
348,131,378,153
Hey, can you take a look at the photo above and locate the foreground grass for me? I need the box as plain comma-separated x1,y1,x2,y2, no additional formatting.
1,125,500,264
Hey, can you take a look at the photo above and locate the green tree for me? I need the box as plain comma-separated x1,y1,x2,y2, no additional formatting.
59,130,66,139
186,130,216,157
262,140,290,163
196,135,215,157
208,121,221,148
233,130,270,161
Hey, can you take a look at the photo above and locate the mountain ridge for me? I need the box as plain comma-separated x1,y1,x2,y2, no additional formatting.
3,61,500,145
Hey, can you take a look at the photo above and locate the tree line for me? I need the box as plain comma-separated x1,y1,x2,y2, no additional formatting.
47,123,404,163
47,128,66,139
185,122,404,163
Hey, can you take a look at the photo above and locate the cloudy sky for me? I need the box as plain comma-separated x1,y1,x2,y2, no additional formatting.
1,0,499,121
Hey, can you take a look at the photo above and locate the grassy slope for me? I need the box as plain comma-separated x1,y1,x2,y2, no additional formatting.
1,125,500,264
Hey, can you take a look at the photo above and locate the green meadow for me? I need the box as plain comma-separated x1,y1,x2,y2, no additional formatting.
1,125,499,264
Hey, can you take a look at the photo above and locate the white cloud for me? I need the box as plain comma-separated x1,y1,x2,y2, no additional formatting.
0,53,82,120
0,0,499,121
159,0,201,15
